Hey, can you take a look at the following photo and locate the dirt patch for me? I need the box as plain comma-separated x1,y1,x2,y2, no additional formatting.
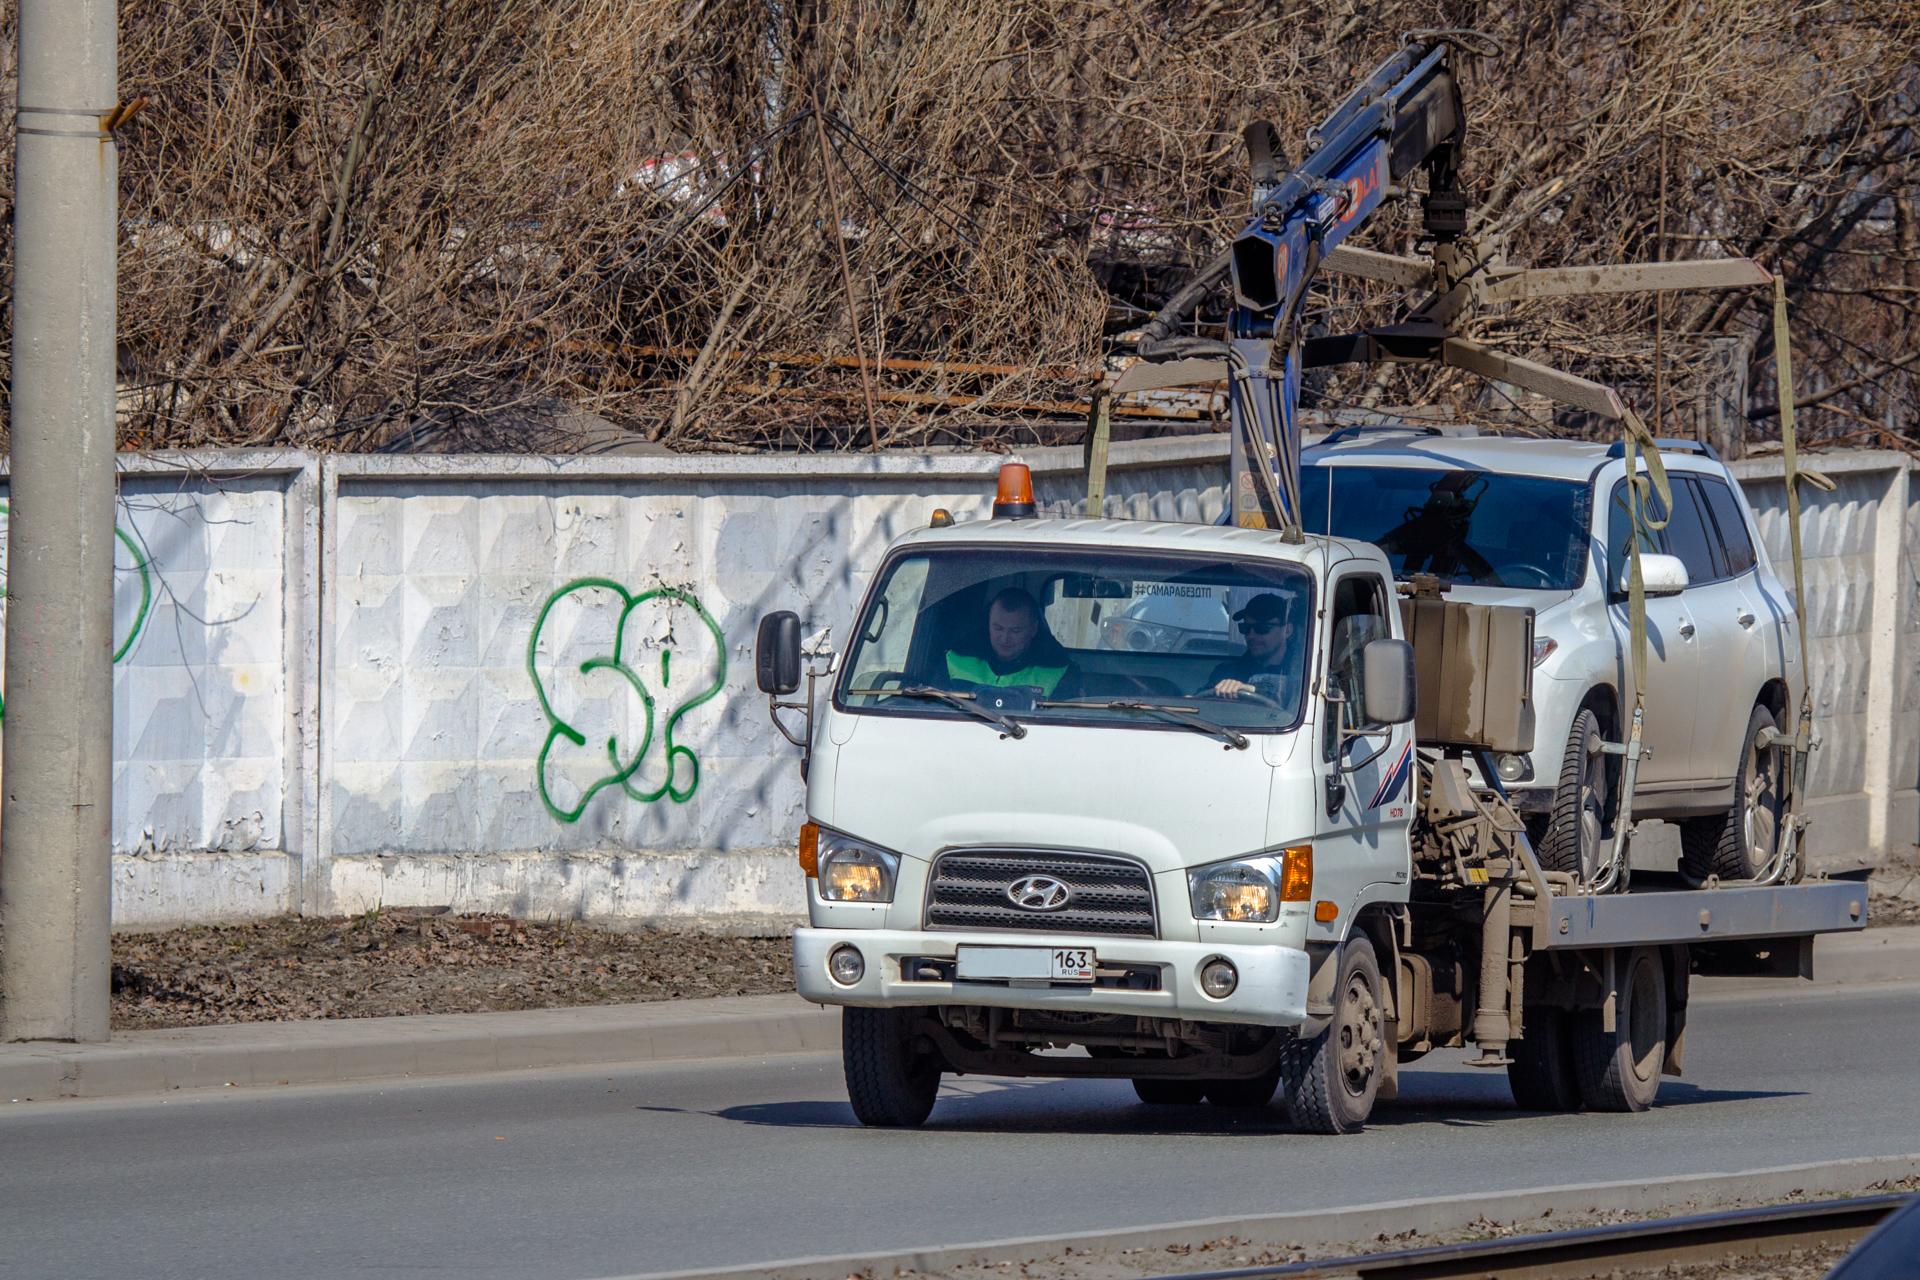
110,910,795,1030
1869,861,1920,928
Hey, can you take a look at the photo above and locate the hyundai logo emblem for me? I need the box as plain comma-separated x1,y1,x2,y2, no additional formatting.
1006,875,1072,912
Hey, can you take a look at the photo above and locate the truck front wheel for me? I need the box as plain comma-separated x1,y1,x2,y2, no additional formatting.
1280,939,1383,1134
843,1007,943,1128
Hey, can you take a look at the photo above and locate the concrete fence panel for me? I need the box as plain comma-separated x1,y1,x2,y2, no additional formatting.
0,440,1905,929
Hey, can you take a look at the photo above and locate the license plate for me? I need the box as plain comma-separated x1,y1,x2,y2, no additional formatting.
955,945,1096,983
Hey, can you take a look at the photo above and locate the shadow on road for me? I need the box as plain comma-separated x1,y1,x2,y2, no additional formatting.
691,1072,1802,1136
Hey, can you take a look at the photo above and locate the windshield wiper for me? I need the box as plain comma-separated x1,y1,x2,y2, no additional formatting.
1038,699,1248,750
846,685,1027,739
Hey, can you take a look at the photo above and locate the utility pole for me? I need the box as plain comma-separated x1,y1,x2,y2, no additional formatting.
1,0,119,1042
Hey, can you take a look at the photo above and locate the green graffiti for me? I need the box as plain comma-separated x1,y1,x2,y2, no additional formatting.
526,579,727,823
0,501,155,719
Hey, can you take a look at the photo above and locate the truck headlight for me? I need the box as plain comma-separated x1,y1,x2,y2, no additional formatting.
817,831,901,903
1188,846,1311,923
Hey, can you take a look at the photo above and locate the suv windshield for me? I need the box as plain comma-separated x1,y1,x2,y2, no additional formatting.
1301,464,1592,590
837,546,1313,732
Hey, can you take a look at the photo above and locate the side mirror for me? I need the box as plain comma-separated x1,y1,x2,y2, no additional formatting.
1361,637,1417,726
1618,553,1689,598
755,611,802,695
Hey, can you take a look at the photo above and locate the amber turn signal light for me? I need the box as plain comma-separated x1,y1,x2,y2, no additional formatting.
1280,844,1313,902
1314,900,1339,923
798,821,820,877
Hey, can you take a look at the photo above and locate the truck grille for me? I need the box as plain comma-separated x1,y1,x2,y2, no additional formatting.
924,849,1156,937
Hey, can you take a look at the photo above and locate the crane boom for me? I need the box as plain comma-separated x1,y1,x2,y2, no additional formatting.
1136,37,1470,535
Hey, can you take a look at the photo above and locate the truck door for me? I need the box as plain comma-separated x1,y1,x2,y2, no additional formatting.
1603,479,1701,788
1313,565,1416,911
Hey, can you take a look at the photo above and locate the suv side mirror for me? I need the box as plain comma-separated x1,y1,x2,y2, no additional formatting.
755,611,802,695
1361,637,1416,726
1618,553,1689,598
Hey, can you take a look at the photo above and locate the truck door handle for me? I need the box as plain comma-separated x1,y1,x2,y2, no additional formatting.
1737,611,1756,628
1678,621,1696,639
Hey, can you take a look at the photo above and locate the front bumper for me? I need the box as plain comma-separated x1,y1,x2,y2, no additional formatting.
794,927,1311,1028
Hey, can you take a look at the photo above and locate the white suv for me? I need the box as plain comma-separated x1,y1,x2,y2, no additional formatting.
1300,428,1800,885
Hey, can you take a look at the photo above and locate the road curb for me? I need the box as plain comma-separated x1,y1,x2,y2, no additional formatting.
616,1153,1920,1280
4,925,1915,1104
0,993,838,1102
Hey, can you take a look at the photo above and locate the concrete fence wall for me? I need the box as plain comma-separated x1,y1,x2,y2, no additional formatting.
0,440,1907,929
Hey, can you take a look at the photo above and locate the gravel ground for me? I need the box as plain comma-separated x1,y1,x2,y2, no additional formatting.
885,1180,1919,1280
110,910,795,1030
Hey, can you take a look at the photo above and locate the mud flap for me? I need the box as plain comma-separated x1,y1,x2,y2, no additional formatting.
1662,944,1689,1077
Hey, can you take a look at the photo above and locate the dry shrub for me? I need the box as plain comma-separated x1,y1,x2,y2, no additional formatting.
0,0,1911,453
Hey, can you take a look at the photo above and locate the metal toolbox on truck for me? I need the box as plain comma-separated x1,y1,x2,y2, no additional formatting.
1397,581,1535,754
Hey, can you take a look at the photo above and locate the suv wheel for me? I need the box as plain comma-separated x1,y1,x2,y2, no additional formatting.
1541,708,1613,885
1680,704,1787,882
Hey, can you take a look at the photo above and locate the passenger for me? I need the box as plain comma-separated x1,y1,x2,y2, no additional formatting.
1202,592,1301,704
944,587,1077,696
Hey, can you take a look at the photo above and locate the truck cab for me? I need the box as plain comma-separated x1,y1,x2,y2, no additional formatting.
761,488,1422,1131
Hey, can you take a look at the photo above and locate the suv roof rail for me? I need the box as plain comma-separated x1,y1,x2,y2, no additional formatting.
1319,422,1476,447
1605,437,1722,461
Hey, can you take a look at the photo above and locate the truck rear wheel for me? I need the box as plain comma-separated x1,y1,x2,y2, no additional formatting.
1572,947,1666,1113
1507,1007,1582,1112
843,1007,942,1128
1280,939,1383,1134
1680,704,1787,883
1132,1079,1207,1106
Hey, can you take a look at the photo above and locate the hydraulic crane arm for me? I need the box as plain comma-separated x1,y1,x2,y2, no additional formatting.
1135,35,1474,536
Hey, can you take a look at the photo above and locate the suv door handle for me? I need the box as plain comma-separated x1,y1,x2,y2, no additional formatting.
1737,611,1756,628
1678,621,1696,639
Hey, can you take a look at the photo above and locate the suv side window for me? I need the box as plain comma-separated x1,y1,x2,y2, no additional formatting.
1323,572,1392,755
1697,476,1757,576
1605,479,1667,594
1662,477,1724,586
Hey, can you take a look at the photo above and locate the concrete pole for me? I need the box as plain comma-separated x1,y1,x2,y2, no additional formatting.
1,0,119,1042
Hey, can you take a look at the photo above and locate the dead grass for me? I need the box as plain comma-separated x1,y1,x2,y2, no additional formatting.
110,909,795,1031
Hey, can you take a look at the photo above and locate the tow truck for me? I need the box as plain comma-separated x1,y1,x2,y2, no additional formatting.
752,33,1863,1132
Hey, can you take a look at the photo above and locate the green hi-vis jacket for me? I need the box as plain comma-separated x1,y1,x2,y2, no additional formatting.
945,650,1068,696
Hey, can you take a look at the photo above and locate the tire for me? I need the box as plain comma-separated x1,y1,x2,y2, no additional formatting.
1541,707,1612,885
1572,947,1666,1113
842,1007,942,1128
1507,1006,1583,1112
1132,1078,1208,1106
1280,939,1384,1134
1680,704,1787,883
1203,1065,1282,1109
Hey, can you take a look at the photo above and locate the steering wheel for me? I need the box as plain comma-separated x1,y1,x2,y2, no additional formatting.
1209,683,1283,710
1488,560,1558,588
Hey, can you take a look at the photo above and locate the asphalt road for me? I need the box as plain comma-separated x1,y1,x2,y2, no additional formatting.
5,982,1918,1280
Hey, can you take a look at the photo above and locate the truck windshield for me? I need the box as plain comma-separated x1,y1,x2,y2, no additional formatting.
837,546,1314,732
1300,464,1592,590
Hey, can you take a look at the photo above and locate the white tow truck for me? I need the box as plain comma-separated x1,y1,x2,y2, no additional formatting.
754,33,1861,1133
753,458,1866,1134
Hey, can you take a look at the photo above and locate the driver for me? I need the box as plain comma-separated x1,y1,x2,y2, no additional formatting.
1202,592,1300,704
944,587,1076,696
